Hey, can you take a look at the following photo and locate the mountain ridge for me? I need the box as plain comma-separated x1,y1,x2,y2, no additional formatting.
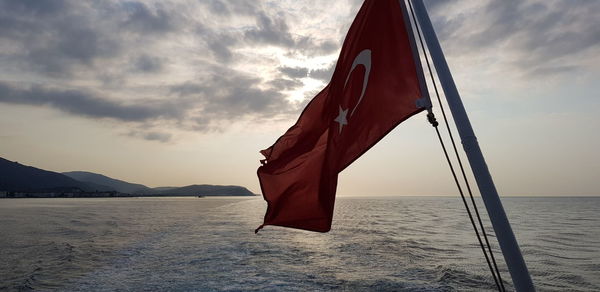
0,156,256,197
63,171,150,194
137,184,255,196
0,157,107,192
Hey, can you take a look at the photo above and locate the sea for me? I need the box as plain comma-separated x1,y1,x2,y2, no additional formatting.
0,196,598,292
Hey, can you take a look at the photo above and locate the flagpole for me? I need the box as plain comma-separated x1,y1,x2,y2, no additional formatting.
410,1,535,291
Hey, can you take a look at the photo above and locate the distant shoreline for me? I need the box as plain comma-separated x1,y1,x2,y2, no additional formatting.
0,192,257,199
2,194,597,199
1,158,257,198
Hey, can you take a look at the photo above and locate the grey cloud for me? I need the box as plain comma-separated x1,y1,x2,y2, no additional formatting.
133,55,164,73
202,0,259,16
309,63,336,82
423,0,467,45
0,1,180,77
206,83,284,115
171,68,290,116
279,66,308,79
520,2,600,58
269,78,303,91
168,67,294,130
294,37,339,55
227,1,259,15
528,64,578,77
170,83,204,97
196,24,239,63
244,12,295,47
0,0,343,140
207,37,236,62
206,0,230,16
468,0,530,48
121,2,175,34
144,131,172,143
195,1,338,62
316,40,338,54
425,0,600,76
0,64,294,134
243,11,340,56
128,130,172,143
0,1,121,76
28,27,121,76
0,81,180,122
0,0,67,18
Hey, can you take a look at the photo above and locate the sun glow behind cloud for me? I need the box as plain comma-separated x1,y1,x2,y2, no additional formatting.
0,0,598,196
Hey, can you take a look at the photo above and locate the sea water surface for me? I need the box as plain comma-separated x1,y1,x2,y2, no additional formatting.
0,196,598,291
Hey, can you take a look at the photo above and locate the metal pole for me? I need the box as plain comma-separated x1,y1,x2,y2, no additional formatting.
411,1,535,291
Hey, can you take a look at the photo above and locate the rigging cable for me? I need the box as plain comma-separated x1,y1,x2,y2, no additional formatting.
406,0,505,291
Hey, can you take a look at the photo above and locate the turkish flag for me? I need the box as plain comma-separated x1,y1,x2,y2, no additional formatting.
256,0,428,232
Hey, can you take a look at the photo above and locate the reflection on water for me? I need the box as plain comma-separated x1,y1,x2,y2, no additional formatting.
0,196,598,291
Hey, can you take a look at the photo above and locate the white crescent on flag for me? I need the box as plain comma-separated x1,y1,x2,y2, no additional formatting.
335,49,372,133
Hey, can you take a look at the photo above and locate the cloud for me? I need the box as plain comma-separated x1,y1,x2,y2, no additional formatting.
202,0,259,17
205,0,230,16
0,81,181,122
0,4,120,76
0,63,296,132
424,0,600,76
527,64,578,77
242,9,339,55
0,1,183,77
121,2,176,34
133,55,164,73
128,130,173,143
169,66,292,121
0,0,67,18
244,12,295,47
195,23,240,63
309,63,336,82
143,131,172,142
195,2,340,64
278,66,308,79
0,0,339,142
268,78,304,91
4,0,593,143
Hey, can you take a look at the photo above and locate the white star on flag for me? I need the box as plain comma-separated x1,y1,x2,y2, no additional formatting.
334,106,349,133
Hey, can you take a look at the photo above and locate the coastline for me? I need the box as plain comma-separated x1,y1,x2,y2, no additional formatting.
0,191,257,199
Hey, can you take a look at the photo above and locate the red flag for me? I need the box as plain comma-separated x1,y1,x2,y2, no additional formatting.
256,0,429,232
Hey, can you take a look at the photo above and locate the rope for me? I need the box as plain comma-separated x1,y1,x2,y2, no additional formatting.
427,112,502,292
407,1,505,291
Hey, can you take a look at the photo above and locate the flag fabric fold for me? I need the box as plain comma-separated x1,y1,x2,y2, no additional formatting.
256,0,429,233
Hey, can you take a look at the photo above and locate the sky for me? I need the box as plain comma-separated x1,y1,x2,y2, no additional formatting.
0,0,598,196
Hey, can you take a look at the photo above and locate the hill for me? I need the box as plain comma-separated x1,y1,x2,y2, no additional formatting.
63,171,150,194
0,156,256,197
62,171,256,196
140,184,255,196
0,157,111,192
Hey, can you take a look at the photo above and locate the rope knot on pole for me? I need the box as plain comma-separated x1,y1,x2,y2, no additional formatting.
427,111,439,127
